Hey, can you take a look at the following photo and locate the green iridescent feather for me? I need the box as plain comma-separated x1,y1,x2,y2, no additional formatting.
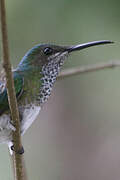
0,45,45,115
0,72,23,115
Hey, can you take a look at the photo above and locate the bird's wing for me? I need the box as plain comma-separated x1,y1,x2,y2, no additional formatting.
0,71,24,115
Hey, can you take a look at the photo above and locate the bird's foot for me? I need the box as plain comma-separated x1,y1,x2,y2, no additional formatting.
11,145,24,155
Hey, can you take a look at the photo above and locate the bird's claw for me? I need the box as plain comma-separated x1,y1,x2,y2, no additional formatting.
11,145,24,155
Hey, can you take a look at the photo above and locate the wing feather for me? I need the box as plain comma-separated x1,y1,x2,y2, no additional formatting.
0,71,24,115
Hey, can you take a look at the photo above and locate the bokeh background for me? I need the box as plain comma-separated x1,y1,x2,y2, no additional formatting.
0,0,120,179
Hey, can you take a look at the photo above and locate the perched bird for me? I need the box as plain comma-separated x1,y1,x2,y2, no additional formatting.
0,40,113,154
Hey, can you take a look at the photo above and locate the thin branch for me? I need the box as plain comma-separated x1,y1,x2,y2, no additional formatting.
0,0,26,180
58,60,120,79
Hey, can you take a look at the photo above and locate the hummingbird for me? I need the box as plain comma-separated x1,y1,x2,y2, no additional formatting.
0,40,113,154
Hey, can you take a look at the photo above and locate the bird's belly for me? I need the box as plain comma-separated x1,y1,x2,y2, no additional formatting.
0,105,41,144
20,104,41,135
0,128,12,144
0,114,13,144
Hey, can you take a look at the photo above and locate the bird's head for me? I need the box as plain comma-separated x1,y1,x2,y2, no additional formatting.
17,40,113,73
16,40,113,104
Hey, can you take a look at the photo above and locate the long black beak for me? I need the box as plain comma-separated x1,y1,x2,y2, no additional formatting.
67,40,114,53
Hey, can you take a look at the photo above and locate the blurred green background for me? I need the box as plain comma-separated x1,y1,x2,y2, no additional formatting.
0,0,120,179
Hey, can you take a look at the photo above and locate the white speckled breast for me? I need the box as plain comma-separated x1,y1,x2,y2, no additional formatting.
37,52,68,104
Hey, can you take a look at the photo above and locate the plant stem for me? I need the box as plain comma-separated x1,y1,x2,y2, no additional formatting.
0,0,26,179
58,60,120,79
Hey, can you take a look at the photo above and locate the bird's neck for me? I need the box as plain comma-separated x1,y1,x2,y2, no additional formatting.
15,54,60,105
16,50,65,105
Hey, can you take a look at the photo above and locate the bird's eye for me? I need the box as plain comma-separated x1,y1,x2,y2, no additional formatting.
43,47,53,55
